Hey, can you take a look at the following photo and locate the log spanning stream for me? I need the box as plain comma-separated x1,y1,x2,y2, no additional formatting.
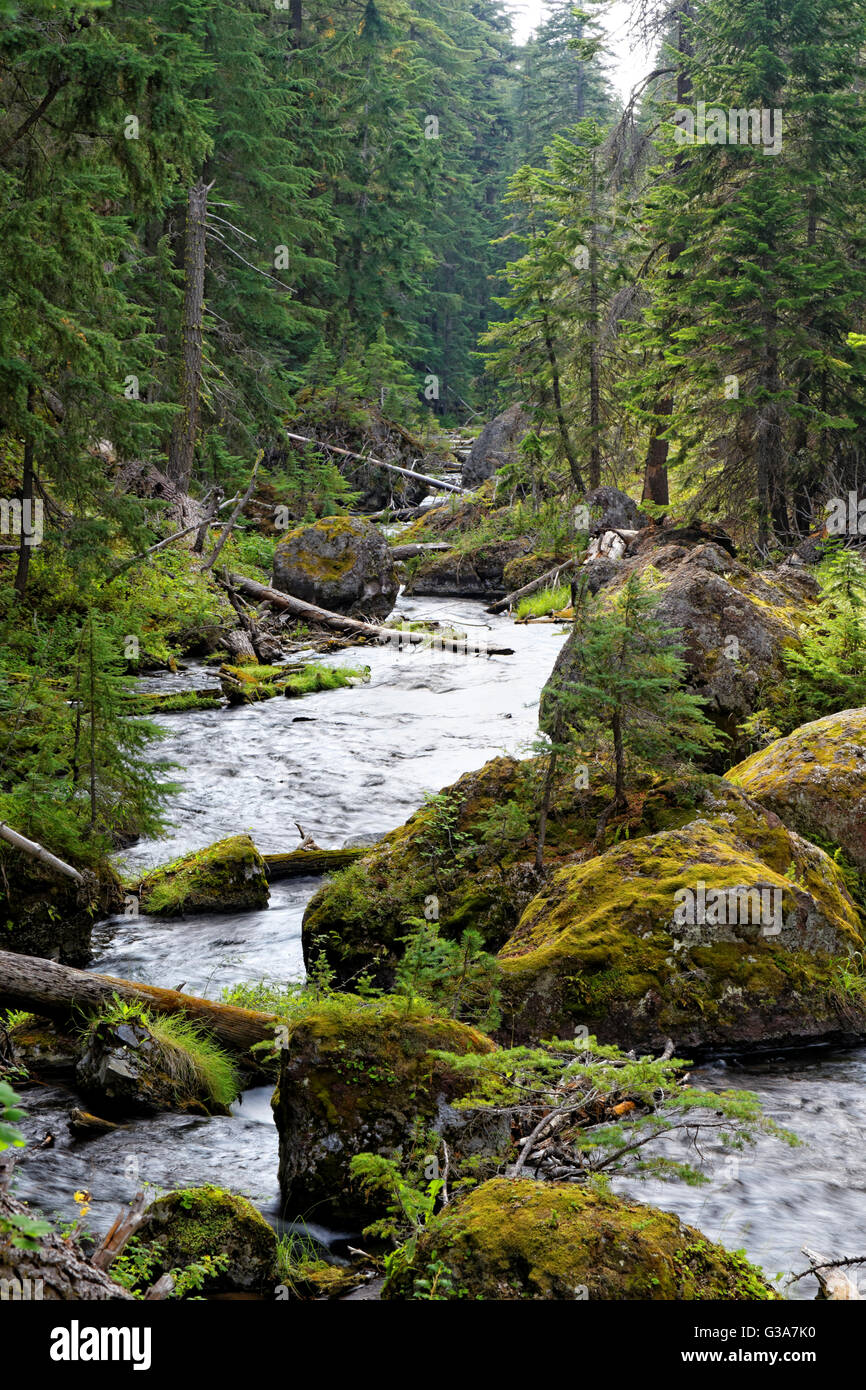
13,593,866,1297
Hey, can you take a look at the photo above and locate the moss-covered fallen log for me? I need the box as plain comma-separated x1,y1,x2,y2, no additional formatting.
0,951,278,1062
263,847,368,879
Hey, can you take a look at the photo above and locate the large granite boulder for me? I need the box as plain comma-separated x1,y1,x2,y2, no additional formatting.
273,516,398,620
727,709,866,871
462,406,530,490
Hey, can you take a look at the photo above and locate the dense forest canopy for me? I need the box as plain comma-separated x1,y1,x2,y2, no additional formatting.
1,0,865,862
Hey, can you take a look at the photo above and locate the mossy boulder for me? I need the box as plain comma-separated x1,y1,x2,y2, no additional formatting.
9,1015,79,1078
541,543,818,751
273,515,398,620
302,756,771,989
462,404,530,489
727,709,866,872
74,1018,231,1117
384,1177,778,1300
272,997,498,1223
0,858,124,966
501,552,559,592
405,538,529,599
138,834,269,916
137,1185,277,1293
499,785,866,1052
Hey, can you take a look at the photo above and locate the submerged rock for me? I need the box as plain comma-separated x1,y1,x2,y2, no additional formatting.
383,1177,778,1300
136,1185,277,1293
727,709,866,872
272,515,398,621
498,786,865,1052
138,834,269,915
272,997,498,1223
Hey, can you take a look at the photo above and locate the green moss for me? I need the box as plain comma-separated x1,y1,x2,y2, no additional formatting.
384,1178,778,1300
498,804,865,1049
138,834,269,915
139,1184,277,1292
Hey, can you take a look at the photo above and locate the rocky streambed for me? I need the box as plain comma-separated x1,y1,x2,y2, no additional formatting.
11,592,866,1298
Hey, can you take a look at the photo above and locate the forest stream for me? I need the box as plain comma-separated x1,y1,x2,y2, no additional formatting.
11,593,864,1299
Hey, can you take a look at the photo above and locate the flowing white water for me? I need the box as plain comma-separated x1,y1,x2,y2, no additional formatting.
12,592,866,1296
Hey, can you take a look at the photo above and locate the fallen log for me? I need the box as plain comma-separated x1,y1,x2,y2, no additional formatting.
0,951,278,1061
486,557,578,615
227,572,514,656
0,823,84,884
264,848,368,879
284,432,468,495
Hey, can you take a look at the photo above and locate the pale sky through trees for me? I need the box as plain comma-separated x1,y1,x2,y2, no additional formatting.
506,0,654,100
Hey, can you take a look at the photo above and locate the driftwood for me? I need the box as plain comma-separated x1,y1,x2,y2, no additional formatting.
0,822,84,884
284,431,468,495
0,951,278,1060
92,1191,149,1271
263,847,367,879
227,572,514,656
224,629,258,664
799,1248,863,1300
486,557,578,615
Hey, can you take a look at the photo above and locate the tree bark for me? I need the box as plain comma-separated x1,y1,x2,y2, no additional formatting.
0,951,278,1059
167,178,210,490
639,2,693,509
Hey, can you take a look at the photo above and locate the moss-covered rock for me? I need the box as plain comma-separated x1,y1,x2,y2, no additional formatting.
727,709,866,872
499,787,865,1052
138,834,269,915
272,516,398,620
272,997,497,1223
405,539,529,599
219,660,367,706
74,1016,236,1117
302,756,765,989
137,1185,277,1293
0,858,124,966
9,1015,79,1078
541,543,818,753
384,1177,778,1300
501,553,559,592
